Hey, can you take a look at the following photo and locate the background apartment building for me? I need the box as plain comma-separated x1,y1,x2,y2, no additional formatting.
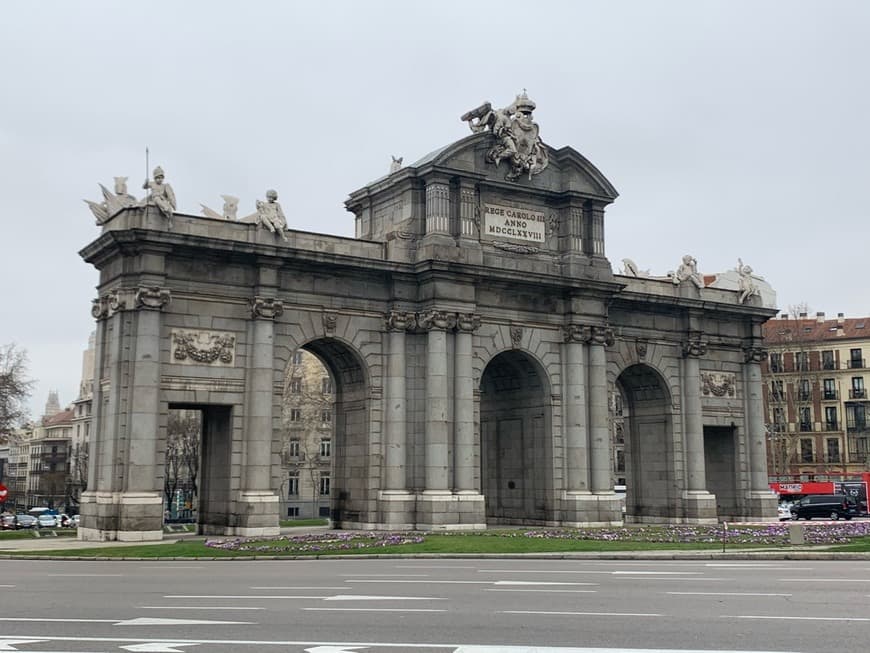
762,312,870,480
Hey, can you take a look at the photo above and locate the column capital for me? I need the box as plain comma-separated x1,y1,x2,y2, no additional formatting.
418,309,457,331
456,312,481,333
91,289,126,320
384,310,417,332
563,323,591,343
251,296,284,320
682,336,708,358
743,345,768,364
135,286,171,311
588,325,615,346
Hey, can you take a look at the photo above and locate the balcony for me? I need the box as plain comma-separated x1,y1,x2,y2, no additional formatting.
770,361,784,373
825,421,840,431
849,359,866,369
823,390,839,400
822,360,836,370
799,422,813,432
797,391,812,402
850,388,867,399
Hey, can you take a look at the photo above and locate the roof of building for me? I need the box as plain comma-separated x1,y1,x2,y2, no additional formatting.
762,316,870,345
42,408,74,427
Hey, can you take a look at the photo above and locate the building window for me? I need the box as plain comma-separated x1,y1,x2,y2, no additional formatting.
292,351,304,365
289,378,302,394
852,377,865,399
822,350,835,370
288,439,300,458
287,506,300,517
826,438,840,463
773,407,786,428
797,379,811,402
847,404,867,431
322,377,334,394
770,352,783,373
799,407,812,432
800,438,814,463
850,348,864,369
319,439,331,458
319,473,330,496
823,378,837,400
289,408,301,422
771,380,784,401
615,449,625,473
287,473,299,496
795,352,809,372
321,408,332,424
825,406,838,431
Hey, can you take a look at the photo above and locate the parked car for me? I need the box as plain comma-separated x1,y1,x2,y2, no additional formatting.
777,502,793,521
0,514,16,530
791,494,857,521
56,513,71,527
70,514,80,528
11,514,39,529
36,514,58,528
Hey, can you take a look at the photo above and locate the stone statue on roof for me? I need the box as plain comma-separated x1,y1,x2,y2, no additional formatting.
84,176,138,224
201,194,240,220
140,166,176,226
671,254,704,289
255,189,288,241
461,91,549,182
736,258,760,304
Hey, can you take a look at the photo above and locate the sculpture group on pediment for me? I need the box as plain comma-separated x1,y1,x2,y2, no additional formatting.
255,189,289,241
83,176,138,224
140,166,177,226
671,254,704,289
461,91,549,182
200,195,240,220
736,258,760,304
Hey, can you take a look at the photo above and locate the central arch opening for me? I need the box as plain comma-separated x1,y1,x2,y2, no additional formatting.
479,350,552,525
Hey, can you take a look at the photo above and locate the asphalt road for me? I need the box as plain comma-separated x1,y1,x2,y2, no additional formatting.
1,557,868,652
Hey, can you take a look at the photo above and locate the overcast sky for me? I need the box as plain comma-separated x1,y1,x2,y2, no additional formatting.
2,1,868,419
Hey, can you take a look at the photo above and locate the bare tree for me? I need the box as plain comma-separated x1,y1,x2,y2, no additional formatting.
165,411,201,513
66,440,89,509
0,343,35,441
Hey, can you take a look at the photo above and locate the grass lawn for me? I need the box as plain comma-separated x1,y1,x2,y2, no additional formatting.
278,518,329,528
0,529,78,541
11,523,870,558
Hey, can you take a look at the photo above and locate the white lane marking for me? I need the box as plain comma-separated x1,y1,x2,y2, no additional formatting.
303,608,447,613
55,573,123,577
780,578,870,582
139,566,203,570
396,565,477,569
121,644,199,652
725,615,870,622
0,641,47,651
250,586,346,590
0,618,115,623
347,580,489,584
138,606,265,610
117,617,253,626
305,647,367,653
612,571,701,575
344,574,430,577
705,564,800,569
486,589,597,593
503,610,663,617
0,585,14,588
324,595,444,601
165,594,325,599
0,635,793,652
479,569,700,576
618,577,727,582
493,581,596,586
667,592,792,597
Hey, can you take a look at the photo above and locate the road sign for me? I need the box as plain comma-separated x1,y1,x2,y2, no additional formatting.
0,484,8,501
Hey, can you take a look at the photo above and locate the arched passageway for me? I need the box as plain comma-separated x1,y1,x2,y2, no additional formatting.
617,364,675,522
479,350,552,525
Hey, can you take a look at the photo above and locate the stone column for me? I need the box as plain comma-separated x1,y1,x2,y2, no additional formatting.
682,337,707,492
454,313,480,492
458,182,477,241
744,346,770,492
384,311,413,491
563,324,590,492
588,326,614,493
239,294,283,536
420,310,455,492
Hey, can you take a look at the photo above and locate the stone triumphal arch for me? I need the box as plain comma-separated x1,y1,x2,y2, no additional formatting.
79,94,777,541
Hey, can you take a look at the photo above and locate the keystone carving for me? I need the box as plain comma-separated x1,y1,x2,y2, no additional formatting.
510,326,523,349
588,326,615,346
323,311,338,337
563,324,591,343
701,371,736,398
135,286,171,310
636,339,648,359
251,296,284,320
171,329,235,365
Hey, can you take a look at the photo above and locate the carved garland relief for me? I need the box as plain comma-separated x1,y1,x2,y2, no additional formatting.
700,371,737,398
171,329,236,366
